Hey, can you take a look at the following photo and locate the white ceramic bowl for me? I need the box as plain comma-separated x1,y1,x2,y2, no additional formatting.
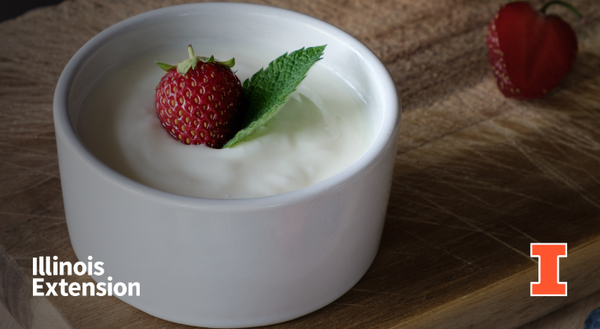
53,3,400,328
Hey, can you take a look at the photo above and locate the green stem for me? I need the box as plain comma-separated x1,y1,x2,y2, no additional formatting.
540,1,582,18
187,44,195,59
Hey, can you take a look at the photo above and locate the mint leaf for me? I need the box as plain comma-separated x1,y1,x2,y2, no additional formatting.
223,45,326,148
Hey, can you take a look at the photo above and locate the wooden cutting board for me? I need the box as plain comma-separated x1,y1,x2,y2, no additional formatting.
1,0,599,328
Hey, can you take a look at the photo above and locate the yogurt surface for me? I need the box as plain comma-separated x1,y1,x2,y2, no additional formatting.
77,46,373,199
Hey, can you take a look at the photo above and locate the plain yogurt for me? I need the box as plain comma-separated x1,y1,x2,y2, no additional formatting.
77,46,373,199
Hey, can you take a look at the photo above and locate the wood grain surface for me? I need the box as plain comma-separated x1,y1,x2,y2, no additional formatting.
1,0,600,328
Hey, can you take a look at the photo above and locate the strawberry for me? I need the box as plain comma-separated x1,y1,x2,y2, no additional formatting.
155,45,243,148
487,1,580,99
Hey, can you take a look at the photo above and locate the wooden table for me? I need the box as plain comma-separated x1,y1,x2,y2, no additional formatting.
1,0,599,328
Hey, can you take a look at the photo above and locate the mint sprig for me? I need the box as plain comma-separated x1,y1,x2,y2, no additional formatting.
223,45,326,148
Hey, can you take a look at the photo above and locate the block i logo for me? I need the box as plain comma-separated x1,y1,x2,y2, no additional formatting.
530,243,567,297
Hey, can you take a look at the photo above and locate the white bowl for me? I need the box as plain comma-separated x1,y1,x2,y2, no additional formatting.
53,3,400,328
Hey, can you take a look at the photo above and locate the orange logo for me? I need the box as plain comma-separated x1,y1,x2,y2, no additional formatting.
530,243,567,296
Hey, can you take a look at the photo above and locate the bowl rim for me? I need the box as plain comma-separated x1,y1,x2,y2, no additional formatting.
53,2,400,211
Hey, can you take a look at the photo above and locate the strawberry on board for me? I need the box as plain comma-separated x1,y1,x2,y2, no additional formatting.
155,45,243,148
487,1,580,99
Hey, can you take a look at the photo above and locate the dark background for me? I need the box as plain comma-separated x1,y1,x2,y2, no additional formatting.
1,0,65,22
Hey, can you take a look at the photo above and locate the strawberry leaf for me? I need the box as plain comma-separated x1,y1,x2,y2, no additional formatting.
216,57,235,69
156,62,175,72
157,46,236,76
177,57,197,75
223,45,326,148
